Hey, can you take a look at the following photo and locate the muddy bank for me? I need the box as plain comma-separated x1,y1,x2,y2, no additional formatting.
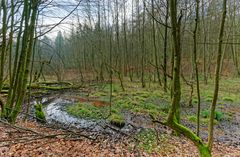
43,97,146,136
30,92,240,148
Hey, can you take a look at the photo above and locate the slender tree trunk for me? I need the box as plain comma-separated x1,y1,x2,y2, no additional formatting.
193,0,201,136
208,0,227,151
97,0,104,81
141,1,146,88
202,0,208,84
152,0,161,87
163,0,169,92
129,0,134,82
123,0,128,77
8,0,15,84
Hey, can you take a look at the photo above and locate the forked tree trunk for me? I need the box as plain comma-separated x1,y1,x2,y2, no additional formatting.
167,0,211,156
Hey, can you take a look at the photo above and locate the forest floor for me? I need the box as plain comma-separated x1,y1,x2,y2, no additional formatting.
0,120,239,157
1,77,240,156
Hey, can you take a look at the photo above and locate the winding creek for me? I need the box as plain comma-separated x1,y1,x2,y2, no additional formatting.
29,94,240,146
39,97,142,135
45,98,102,131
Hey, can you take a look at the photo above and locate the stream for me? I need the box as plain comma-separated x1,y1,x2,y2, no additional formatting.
39,97,143,136
30,95,240,147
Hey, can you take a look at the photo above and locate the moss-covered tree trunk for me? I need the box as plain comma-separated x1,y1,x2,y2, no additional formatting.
208,0,227,151
4,1,25,117
3,0,31,119
9,0,39,123
2,0,40,123
167,0,181,124
167,0,211,156
0,0,7,93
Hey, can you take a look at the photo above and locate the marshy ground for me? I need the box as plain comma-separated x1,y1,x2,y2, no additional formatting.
0,77,240,156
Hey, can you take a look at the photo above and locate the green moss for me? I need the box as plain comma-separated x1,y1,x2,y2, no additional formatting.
1,90,8,94
201,118,218,124
132,91,150,98
222,96,234,102
188,115,197,122
66,102,104,119
192,98,198,104
89,91,107,97
131,102,163,117
36,81,73,86
108,114,125,128
159,103,170,113
225,112,233,117
132,107,146,113
134,96,146,102
34,104,46,123
151,91,163,98
168,120,211,157
115,98,134,110
103,84,121,92
198,145,211,157
205,97,212,102
31,90,49,96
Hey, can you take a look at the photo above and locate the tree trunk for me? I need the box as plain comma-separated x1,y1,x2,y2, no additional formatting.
208,0,227,150
163,0,169,92
0,0,7,93
167,0,181,124
193,0,201,136
167,1,211,156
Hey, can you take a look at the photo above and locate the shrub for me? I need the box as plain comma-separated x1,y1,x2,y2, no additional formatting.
201,110,224,121
35,104,46,123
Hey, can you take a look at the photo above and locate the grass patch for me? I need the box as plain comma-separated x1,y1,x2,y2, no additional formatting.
103,83,122,92
192,98,198,104
188,115,197,122
108,114,125,128
222,96,234,102
66,102,107,120
205,95,213,102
